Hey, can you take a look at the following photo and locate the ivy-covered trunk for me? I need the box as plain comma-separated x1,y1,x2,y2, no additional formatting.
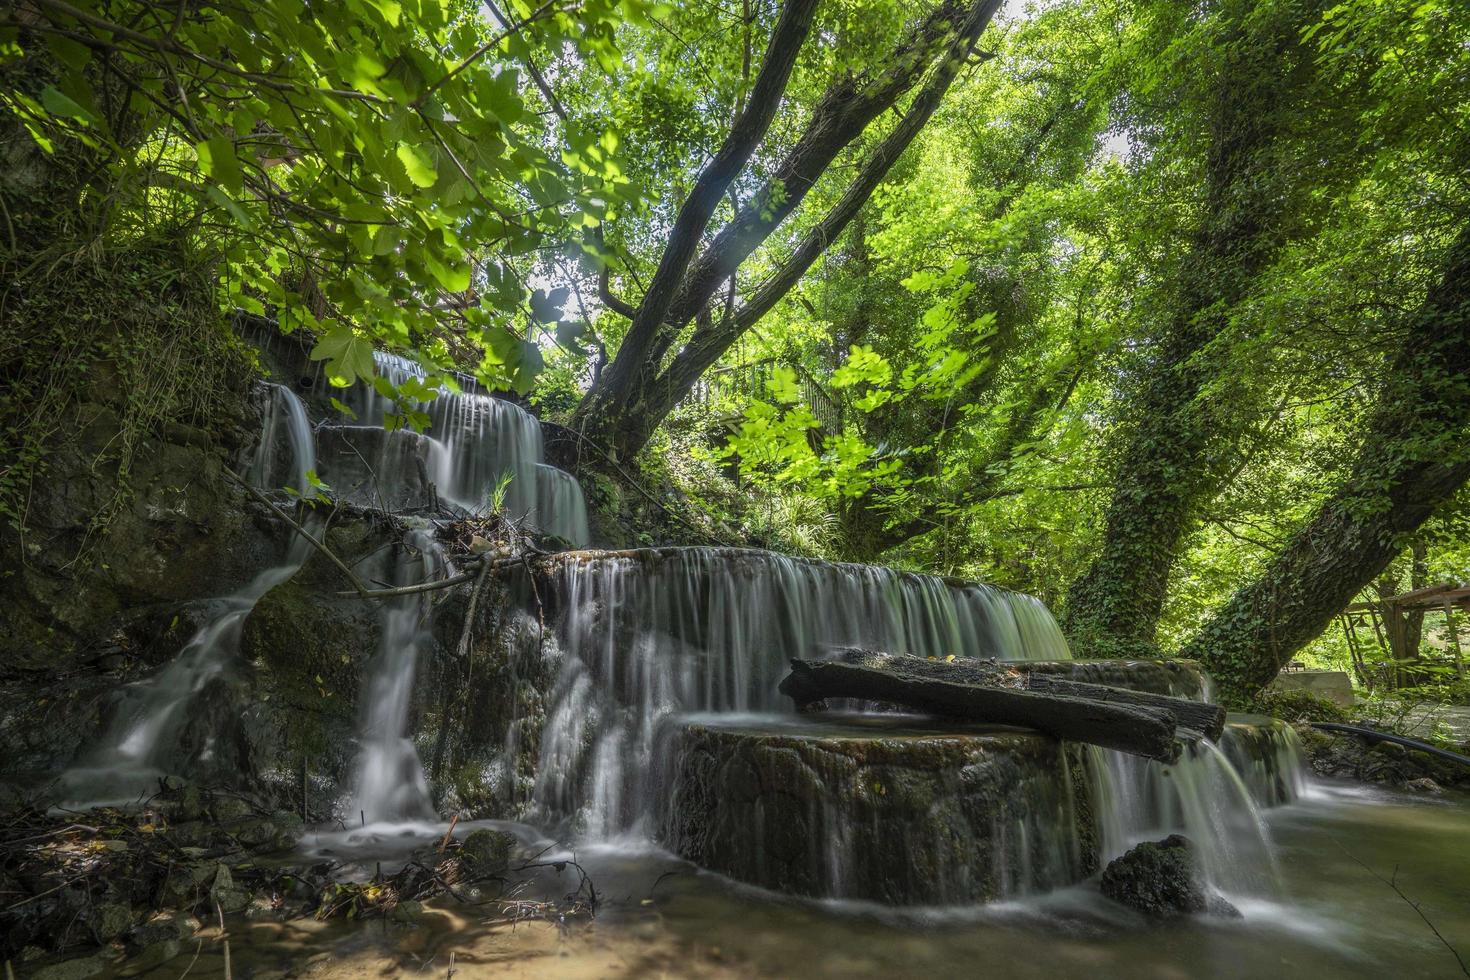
1183,221,1470,703
1061,0,1321,657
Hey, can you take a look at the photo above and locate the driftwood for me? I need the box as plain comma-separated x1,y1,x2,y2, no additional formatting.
1023,674,1226,741
780,658,1182,763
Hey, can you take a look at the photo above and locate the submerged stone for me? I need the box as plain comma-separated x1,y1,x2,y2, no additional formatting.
460,829,517,874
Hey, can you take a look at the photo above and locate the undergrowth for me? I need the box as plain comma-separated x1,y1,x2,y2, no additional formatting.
0,236,253,554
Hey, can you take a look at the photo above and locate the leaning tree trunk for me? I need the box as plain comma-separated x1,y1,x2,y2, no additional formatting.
1061,0,1320,657
1182,221,1470,704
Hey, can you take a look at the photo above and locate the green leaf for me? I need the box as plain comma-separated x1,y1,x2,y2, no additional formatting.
310,325,376,387
396,142,438,188
196,137,243,194
767,365,801,405
530,286,569,323
424,254,471,292
40,85,97,125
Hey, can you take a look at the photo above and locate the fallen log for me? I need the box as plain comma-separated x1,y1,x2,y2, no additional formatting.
1023,674,1226,742
780,658,1182,763
826,649,1224,741
829,648,1025,689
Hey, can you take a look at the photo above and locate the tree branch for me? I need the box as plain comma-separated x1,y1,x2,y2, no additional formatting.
657,0,1001,403
597,0,821,387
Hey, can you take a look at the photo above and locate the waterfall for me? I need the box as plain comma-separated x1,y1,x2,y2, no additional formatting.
535,464,590,545
1085,718,1307,899
319,351,588,544
530,547,1072,834
1220,715,1310,808
60,385,317,805
349,528,444,824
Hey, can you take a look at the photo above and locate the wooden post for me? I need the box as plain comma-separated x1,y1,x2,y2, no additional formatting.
1443,600,1465,680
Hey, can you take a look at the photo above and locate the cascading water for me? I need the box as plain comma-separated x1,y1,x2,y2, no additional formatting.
349,528,444,824
530,547,1072,835
1085,718,1309,900
1220,714,1310,808
60,385,317,805
535,463,590,546
318,351,588,544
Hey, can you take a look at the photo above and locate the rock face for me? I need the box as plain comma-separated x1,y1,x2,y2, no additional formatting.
1100,835,1237,917
1297,725,1470,789
663,716,1097,904
0,383,287,787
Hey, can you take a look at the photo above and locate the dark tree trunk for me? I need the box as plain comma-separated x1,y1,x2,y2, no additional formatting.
1184,221,1470,703
1061,1,1319,657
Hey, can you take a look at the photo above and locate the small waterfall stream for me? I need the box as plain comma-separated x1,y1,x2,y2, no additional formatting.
350,528,444,825
1086,735,1287,899
60,385,318,805
318,351,589,544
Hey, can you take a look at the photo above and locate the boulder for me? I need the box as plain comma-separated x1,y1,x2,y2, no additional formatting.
460,829,516,874
662,716,1097,904
1099,835,1238,918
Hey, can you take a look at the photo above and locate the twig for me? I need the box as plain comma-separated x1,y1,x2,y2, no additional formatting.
438,814,461,855
1331,836,1470,978
4,877,81,911
224,468,371,598
415,0,562,106
178,939,203,979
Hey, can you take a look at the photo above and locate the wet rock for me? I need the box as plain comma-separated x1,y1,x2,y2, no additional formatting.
209,864,252,913
663,718,1096,904
1100,835,1239,918
1405,777,1443,794
88,902,135,942
390,899,424,922
122,940,182,974
127,912,197,949
27,955,106,980
1372,739,1408,759
1297,726,1468,788
460,829,516,874
210,795,253,823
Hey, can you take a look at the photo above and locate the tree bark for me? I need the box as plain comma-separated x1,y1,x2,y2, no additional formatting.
1184,220,1470,703
1061,1,1318,657
1022,674,1225,741
779,657,1183,762
828,647,1225,738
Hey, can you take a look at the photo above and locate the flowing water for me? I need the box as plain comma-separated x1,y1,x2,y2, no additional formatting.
319,352,589,543
53,349,1470,977
58,385,318,806
530,547,1072,835
251,785,1470,980
348,528,445,825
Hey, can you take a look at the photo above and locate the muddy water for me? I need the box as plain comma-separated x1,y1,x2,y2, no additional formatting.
119,784,1470,980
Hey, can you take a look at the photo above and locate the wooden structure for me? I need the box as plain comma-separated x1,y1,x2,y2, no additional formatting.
1341,583,1469,689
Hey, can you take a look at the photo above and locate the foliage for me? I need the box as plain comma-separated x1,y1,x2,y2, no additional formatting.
1247,689,1349,725
6,0,1470,702
1,0,644,404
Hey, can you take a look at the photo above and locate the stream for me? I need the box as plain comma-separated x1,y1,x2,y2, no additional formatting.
114,782,1469,979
